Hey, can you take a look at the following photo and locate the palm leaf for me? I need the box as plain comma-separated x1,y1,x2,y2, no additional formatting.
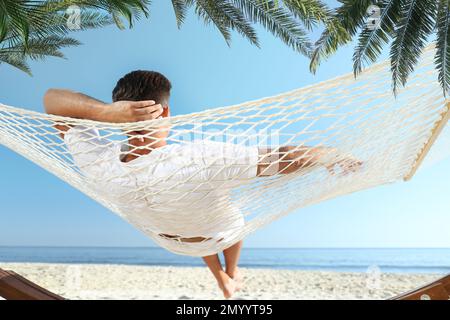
310,0,373,73
390,0,437,94
353,0,402,75
282,0,330,30
194,0,259,47
2,10,112,54
171,0,190,28
3,35,81,60
436,0,450,96
0,0,33,44
0,51,31,74
0,0,149,75
232,0,312,56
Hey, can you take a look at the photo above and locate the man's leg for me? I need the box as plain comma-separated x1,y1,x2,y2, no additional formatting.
223,241,243,289
202,254,236,299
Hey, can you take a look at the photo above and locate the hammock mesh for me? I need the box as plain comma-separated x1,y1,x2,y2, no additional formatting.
0,45,448,257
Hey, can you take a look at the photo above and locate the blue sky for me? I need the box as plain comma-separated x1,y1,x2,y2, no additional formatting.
0,1,449,248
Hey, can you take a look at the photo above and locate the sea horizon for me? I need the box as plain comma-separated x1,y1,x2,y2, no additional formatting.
1,246,449,274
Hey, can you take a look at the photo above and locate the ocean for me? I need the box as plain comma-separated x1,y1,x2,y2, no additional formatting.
0,247,449,274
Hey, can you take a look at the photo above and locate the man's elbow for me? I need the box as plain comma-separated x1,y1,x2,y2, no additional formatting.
43,88,64,114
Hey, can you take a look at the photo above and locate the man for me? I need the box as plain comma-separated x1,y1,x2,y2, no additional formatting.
44,70,361,298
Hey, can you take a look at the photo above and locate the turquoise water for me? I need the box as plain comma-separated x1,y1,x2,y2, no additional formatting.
0,247,449,273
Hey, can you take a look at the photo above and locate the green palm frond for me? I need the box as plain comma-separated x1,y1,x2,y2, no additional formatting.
1,35,80,60
0,0,150,74
0,51,31,74
1,9,113,56
282,0,330,31
353,0,402,75
0,31,81,73
0,0,34,43
435,0,450,96
312,0,450,95
41,0,151,28
0,0,150,42
309,16,351,73
194,0,259,47
231,0,312,56
390,0,437,94
171,0,189,28
310,0,373,73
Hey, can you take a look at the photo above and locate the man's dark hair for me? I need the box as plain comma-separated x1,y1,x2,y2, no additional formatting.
112,70,172,104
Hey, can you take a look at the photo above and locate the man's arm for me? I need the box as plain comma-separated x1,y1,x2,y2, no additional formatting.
257,145,361,176
43,89,164,136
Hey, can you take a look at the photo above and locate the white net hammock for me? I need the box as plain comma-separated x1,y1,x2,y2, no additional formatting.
0,45,449,257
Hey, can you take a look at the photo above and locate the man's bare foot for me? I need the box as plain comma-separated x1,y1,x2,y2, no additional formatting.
226,268,243,291
218,274,237,299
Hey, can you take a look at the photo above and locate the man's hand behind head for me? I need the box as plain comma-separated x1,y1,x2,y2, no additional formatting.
103,100,164,123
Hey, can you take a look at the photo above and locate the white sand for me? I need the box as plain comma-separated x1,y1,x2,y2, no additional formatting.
0,263,441,300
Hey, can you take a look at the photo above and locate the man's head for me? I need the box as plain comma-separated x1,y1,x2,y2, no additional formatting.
113,70,172,156
112,70,172,107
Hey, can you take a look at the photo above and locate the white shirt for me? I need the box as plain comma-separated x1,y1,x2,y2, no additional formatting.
64,126,259,253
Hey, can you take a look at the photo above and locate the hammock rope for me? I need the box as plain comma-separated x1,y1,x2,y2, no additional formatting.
0,45,449,257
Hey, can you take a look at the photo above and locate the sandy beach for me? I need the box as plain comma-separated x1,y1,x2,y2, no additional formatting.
0,263,441,300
